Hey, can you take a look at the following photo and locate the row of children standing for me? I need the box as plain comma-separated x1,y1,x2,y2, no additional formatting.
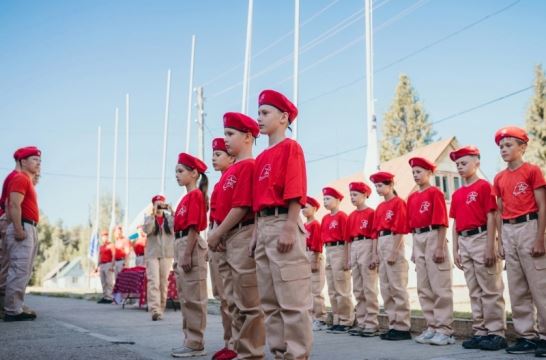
303,126,546,357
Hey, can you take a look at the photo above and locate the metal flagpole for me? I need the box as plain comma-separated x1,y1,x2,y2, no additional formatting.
185,36,196,153
161,69,171,195
292,0,300,139
241,0,253,114
124,94,130,231
95,126,102,237
109,108,119,238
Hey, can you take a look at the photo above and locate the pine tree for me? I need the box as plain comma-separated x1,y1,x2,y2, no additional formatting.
525,64,546,170
380,74,435,162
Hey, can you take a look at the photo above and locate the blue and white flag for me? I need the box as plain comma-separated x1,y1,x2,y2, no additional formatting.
88,230,99,263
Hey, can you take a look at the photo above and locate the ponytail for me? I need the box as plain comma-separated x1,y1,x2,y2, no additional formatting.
382,180,398,197
199,173,209,211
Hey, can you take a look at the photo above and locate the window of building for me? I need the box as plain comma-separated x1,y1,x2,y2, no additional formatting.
454,176,461,190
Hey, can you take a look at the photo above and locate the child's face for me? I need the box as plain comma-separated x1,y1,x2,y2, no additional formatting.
374,182,391,197
323,195,338,211
212,150,233,172
175,164,197,187
499,137,526,163
350,191,365,207
455,155,479,179
301,203,315,218
257,105,287,135
412,166,431,186
224,128,250,158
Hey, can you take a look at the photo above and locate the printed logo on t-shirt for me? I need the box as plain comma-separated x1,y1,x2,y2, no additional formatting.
359,219,368,230
385,210,394,221
419,201,431,214
466,191,478,205
259,164,271,181
177,206,187,217
513,182,529,196
329,220,338,229
223,175,237,190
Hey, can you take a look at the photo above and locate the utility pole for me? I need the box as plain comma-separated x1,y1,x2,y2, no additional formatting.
195,86,205,161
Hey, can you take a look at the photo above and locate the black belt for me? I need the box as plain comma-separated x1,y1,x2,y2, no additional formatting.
503,212,538,225
175,229,190,239
353,236,369,241
324,240,344,247
258,207,289,217
378,230,392,237
458,225,487,237
22,219,37,227
229,219,255,232
412,225,440,234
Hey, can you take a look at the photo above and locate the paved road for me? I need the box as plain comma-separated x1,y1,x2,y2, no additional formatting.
0,295,534,360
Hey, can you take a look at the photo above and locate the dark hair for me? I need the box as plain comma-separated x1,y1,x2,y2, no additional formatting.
381,180,398,196
153,215,172,236
199,173,209,211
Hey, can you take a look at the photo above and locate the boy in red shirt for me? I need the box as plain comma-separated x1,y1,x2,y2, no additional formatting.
492,127,546,356
450,146,506,351
97,231,115,304
370,172,411,341
346,182,379,337
207,112,265,360
302,196,328,331
407,157,454,346
321,186,354,334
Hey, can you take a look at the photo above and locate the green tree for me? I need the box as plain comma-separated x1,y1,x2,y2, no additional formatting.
525,64,546,170
380,74,435,162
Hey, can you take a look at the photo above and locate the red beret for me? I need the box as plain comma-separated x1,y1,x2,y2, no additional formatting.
151,195,165,204
258,89,298,123
223,112,260,138
212,138,228,153
322,187,343,200
408,157,436,172
449,146,480,161
349,182,371,196
494,126,529,145
369,171,395,184
306,196,321,210
14,146,41,161
177,153,207,174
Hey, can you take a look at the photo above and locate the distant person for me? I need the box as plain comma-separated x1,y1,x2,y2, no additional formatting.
97,231,115,304
133,226,147,267
142,195,174,321
3,146,41,322
113,226,130,276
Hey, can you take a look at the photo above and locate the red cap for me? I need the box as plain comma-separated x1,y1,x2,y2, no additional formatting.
322,187,343,200
258,89,298,123
223,112,260,138
177,153,207,174
449,146,480,161
369,171,395,184
408,157,436,172
349,182,371,196
212,138,228,152
306,196,321,209
14,146,41,161
151,195,165,204
494,126,529,145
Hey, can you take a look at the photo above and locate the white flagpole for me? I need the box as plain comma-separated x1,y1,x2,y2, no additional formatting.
241,0,253,114
124,94,130,231
95,126,102,234
292,0,300,139
161,69,171,195
109,108,119,238
185,36,196,153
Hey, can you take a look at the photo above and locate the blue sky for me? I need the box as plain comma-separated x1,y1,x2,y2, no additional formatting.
1,0,544,227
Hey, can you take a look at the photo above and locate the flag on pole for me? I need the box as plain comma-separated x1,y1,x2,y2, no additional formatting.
88,230,99,263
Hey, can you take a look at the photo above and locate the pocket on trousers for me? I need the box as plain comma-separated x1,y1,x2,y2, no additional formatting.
280,263,311,281
240,273,258,288
533,256,546,270
486,261,502,275
183,266,206,281
436,260,452,271
335,270,350,281
391,259,408,273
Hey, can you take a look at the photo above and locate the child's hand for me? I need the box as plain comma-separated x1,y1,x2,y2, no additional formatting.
277,221,296,253
454,253,463,270
484,245,497,267
531,238,546,257
311,260,319,273
387,253,397,265
369,254,379,270
433,247,446,264
343,259,351,271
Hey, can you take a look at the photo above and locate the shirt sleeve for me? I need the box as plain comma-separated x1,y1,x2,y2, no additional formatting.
311,222,323,253
394,199,410,234
482,182,498,213
185,191,204,228
492,173,501,197
530,165,546,190
283,142,307,207
449,194,457,219
367,210,377,239
8,174,29,196
231,162,254,208
339,213,348,241
431,189,449,227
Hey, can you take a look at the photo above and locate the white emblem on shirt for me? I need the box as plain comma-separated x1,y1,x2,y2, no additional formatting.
259,164,271,181
466,191,478,205
513,182,529,196
177,205,187,217
329,220,338,230
419,201,431,214
385,210,394,221
360,219,368,230
223,175,237,190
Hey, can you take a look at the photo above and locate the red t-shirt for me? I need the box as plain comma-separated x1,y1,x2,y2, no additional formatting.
305,219,322,252
0,170,18,216
133,238,146,256
253,138,307,211
449,179,497,232
407,186,448,230
114,238,129,260
174,189,207,232
321,211,348,243
156,215,164,227
7,172,39,223
99,242,113,264
493,163,546,220
216,159,255,224
346,207,376,240
373,197,409,235
209,182,220,224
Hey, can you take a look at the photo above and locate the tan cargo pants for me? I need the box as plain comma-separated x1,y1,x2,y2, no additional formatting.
350,239,379,330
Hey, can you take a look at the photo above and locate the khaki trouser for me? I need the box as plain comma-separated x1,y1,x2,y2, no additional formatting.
146,257,173,315
99,262,114,300
306,250,327,322
458,232,506,336
255,214,313,360
412,230,454,335
502,219,546,340
225,224,265,359
377,234,411,331
325,244,354,326
209,250,233,345
174,235,208,350
4,223,38,315
350,239,379,330
135,255,145,267
0,215,9,297
114,259,125,277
